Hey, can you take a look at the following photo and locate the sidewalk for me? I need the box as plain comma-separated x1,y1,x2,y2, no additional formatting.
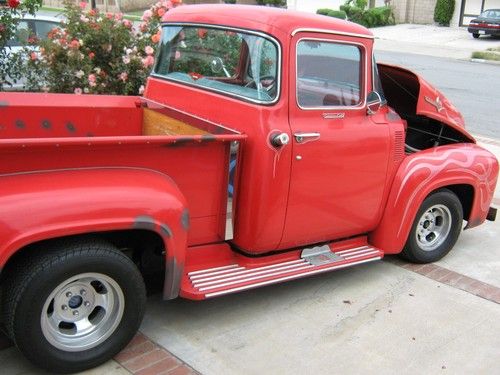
372,23,500,60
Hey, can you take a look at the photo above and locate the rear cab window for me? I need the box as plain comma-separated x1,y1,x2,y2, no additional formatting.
153,25,280,104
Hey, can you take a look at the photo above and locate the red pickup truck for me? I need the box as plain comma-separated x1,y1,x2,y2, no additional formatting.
0,5,498,373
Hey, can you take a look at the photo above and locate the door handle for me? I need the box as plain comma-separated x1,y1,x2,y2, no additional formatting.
294,132,320,143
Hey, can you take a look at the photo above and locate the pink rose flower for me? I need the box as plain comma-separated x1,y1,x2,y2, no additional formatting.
74,88,83,95
142,10,153,21
139,85,145,95
145,46,154,55
141,55,155,68
88,74,97,87
119,72,128,82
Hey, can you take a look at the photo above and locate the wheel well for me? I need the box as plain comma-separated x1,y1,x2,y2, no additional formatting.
0,230,166,291
435,184,474,221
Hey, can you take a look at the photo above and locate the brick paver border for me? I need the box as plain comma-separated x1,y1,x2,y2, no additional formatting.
114,332,198,375
390,258,500,304
0,331,197,375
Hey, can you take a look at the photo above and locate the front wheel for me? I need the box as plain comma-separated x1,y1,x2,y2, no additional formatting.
472,33,480,39
401,190,463,263
1,238,146,373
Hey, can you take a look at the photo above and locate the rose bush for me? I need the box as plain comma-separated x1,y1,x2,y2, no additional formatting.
0,0,42,89
8,0,182,95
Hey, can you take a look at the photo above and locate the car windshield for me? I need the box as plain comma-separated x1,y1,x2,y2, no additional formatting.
480,10,500,18
154,26,280,104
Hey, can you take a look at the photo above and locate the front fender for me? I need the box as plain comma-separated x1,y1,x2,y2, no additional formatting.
370,144,498,254
0,167,189,298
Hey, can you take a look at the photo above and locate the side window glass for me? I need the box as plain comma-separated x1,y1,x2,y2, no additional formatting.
35,21,61,41
7,21,31,47
297,40,362,108
372,56,387,104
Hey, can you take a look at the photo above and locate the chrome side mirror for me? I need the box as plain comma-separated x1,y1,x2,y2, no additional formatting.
367,91,382,115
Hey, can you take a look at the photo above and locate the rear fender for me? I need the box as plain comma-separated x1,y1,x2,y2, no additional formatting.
370,144,499,253
0,167,189,299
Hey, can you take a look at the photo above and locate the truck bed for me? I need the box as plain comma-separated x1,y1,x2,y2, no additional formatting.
0,92,245,245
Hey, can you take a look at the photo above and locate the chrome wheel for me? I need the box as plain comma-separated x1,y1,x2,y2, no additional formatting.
415,204,452,252
40,272,125,352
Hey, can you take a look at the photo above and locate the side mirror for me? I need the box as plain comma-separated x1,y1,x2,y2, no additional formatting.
366,91,382,115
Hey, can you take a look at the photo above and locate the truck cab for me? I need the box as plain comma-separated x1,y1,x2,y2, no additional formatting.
0,5,497,373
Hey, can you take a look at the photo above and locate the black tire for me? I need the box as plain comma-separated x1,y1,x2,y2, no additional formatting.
472,33,480,39
1,238,146,373
400,189,463,263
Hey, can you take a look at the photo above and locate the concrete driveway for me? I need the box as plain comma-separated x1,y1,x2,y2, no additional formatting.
372,24,500,59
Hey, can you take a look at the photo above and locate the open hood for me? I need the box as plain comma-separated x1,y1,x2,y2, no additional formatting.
377,63,475,143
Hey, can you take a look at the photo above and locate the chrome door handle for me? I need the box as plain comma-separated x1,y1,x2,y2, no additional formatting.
294,132,320,143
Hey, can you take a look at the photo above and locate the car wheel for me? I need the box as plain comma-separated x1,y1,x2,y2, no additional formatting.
400,189,463,263
1,238,146,374
472,33,480,39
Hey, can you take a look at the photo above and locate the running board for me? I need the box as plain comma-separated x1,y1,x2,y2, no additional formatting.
181,245,383,299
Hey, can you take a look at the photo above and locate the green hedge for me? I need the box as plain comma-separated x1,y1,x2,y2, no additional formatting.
434,0,455,26
339,3,395,28
256,0,286,6
316,8,347,19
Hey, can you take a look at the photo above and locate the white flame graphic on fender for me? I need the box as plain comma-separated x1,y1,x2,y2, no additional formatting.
394,146,498,236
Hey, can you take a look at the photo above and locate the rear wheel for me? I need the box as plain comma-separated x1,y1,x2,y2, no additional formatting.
1,238,146,373
472,33,480,39
401,190,463,263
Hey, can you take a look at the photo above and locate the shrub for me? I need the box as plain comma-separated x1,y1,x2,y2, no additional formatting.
364,6,395,27
256,0,286,7
0,0,42,89
316,8,331,16
9,0,182,95
316,9,347,20
434,0,455,26
340,0,394,28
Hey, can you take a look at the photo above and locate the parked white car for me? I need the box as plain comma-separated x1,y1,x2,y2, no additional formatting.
2,14,62,90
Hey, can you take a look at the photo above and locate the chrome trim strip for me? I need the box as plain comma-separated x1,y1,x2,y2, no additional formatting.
344,250,381,260
189,266,245,279
188,264,239,276
191,259,305,283
334,246,371,255
338,247,375,257
154,23,282,106
336,248,376,257
294,37,368,112
292,28,375,40
204,257,381,298
199,264,315,291
194,261,310,287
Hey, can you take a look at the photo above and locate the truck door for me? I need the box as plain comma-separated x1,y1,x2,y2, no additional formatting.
279,32,391,249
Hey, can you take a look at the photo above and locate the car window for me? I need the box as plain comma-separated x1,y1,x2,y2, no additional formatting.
372,56,387,104
35,21,61,40
297,40,362,108
7,21,32,47
154,26,280,104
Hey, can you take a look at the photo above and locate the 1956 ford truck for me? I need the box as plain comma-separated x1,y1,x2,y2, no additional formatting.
0,5,498,373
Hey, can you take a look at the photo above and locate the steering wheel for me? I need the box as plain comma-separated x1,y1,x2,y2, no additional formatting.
244,75,276,95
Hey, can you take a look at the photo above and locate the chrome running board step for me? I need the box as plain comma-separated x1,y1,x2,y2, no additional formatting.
185,245,382,299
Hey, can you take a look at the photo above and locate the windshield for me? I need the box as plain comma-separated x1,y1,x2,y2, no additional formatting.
480,10,500,18
154,26,280,104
